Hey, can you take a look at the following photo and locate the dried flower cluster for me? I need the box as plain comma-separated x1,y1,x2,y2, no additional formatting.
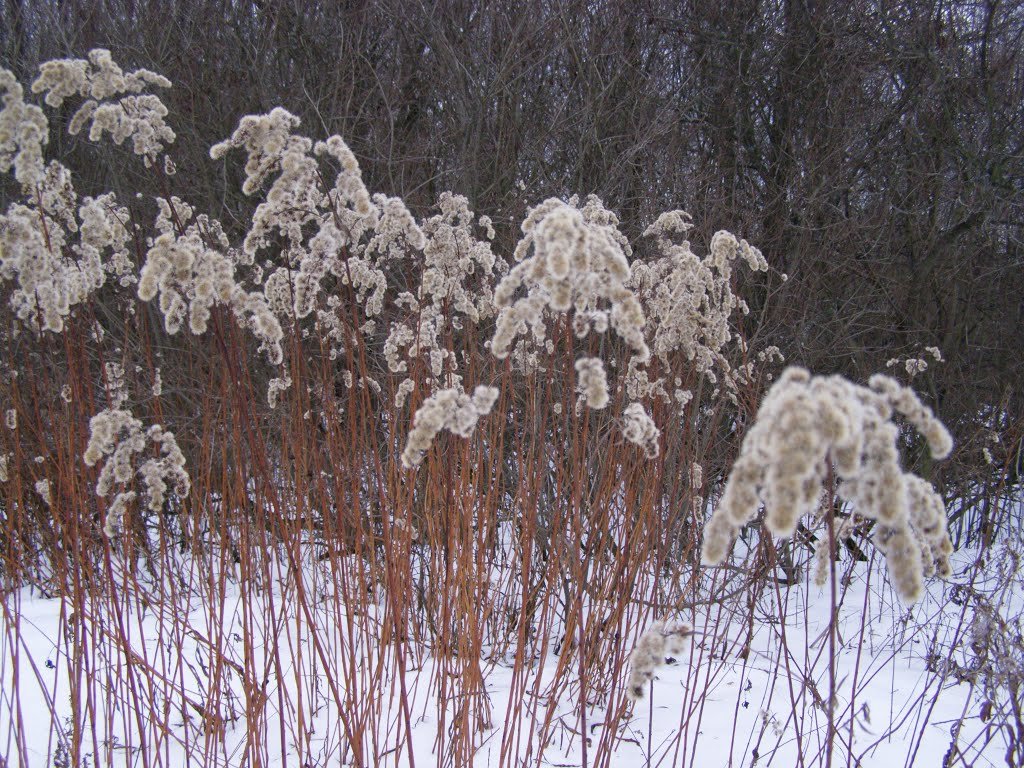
202,110,510,419
886,346,944,379
574,357,610,409
491,196,648,367
103,361,128,408
33,48,174,164
0,166,107,332
83,408,190,537
0,69,48,187
621,402,660,458
384,193,506,384
903,475,954,580
2,53,146,332
210,108,442,376
632,212,768,379
401,385,500,469
626,622,694,700
211,111,381,314
267,375,292,409
137,197,284,362
701,367,953,602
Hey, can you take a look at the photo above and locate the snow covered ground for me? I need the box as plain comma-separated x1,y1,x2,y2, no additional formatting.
2,541,1020,767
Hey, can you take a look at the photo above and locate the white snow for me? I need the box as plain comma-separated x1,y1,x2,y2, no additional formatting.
2,542,1019,767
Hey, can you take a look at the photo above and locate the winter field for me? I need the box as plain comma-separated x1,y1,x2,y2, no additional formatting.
1,49,1022,767
3,534,1024,767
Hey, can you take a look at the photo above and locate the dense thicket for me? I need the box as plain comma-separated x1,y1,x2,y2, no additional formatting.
2,0,1021,490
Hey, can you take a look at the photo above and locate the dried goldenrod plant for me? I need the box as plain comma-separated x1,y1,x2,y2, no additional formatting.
701,366,953,602
83,408,190,536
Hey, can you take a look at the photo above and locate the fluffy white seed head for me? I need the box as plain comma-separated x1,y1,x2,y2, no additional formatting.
0,68,49,187
632,214,767,383
401,385,499,469
622,402,660,458
491,196,648,364
32,49,174,163
626,622,694,700
574,357,609,410
84,408,190,537
701,367,954,603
